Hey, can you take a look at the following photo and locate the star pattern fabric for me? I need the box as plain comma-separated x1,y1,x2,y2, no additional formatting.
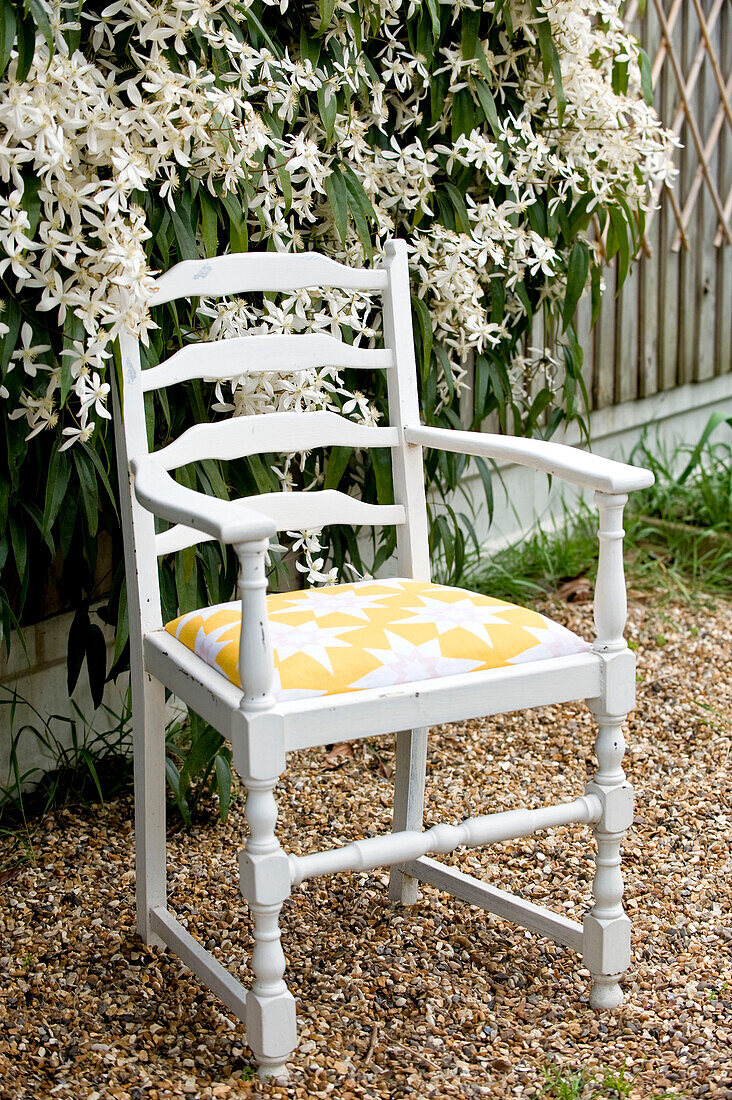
165,579,591,702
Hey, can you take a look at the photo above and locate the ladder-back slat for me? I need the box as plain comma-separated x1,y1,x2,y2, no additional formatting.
141,334,394,393
156,490,406,556
151,410,399,471
115,243,428,644
153,253,389,305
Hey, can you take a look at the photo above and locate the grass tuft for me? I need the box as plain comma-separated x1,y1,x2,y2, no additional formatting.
541,1065,588,1099
471,415,732,605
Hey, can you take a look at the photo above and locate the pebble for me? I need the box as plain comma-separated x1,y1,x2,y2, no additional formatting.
1,598,730,1098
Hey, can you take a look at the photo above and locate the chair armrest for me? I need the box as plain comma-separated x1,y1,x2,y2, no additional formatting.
404,425,654,495
131,457,277,545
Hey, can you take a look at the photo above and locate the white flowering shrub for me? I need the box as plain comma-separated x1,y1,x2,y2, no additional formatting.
0,0,674,675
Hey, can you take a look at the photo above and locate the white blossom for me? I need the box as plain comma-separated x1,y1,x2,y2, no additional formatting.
0,0,676,581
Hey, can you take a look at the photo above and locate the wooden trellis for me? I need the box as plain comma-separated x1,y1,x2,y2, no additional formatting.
575,0,732,410
513,1,731,415
627,0,732,251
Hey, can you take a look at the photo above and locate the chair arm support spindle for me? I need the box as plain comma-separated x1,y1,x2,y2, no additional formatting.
593,492,629,654
236,540,275,713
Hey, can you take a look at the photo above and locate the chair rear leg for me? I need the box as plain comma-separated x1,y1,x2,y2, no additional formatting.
389,726,428,905
239,776,297,1080
133,673,167,947
583,703,633,1010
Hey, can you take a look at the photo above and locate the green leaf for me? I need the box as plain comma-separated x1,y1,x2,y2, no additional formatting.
371,448,394,505
472,354,490,423
424,0,440,37
60,314,85,405
473,456,494,521
15,12,35,81
0,478,8,532
612,57,629,96
443,181,470,234
323,445,352,490
20,172,42,236
278,164,293,216
411,294,433,381
41,446,71,551
317,84,337,143
112,580,128,669
451,87,477,140
73,447,99,537
566,194,593,239
240,3,282,58
342,167,375,260
591,262,602,326
534,4,553,80
677,412,732,484
25,0,53,51
299,24,321,67
58,489,77,560
608,205,630,286
197,458,228,501
515,280,532,319
214,750,232,822
551,43,566,124
67,606,88,696
180,724,224,787
0,1,17,77
527,200,547,239
81,441,117,513
525,387,554,433
85,623,107,710
0,298,21,378
318,0,336,30
221,190,248,253
165,758,191,826
474,79,501,140
247,453,279,494
562,241,590,331
430,71,449,124
435,343,454,403
79,747,105,803
532,4,566,123
342,166,376,223
199,189,219,257
170,204,198,262
175,544,198,614
324,166,348,245
461,8,480,61
8,509,26,581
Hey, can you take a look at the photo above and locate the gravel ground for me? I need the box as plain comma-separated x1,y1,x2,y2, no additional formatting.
1,595,731,1100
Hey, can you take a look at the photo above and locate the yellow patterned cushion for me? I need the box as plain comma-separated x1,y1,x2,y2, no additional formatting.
165,579,590,703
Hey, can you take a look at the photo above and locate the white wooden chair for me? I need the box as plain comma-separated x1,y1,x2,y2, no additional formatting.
112,240,653,1081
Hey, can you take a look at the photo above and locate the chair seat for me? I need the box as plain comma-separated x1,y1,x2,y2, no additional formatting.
164,579,590,703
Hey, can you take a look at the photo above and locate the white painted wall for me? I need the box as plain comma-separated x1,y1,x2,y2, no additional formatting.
0,607,130,795
2,371,731,789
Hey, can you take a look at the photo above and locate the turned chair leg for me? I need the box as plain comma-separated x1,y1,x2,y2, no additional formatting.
134,674,167,948
389,726,428,905
583,704,633,1010
239,776,297,1080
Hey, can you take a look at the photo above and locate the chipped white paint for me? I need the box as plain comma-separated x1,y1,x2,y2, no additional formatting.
114,243,653,1078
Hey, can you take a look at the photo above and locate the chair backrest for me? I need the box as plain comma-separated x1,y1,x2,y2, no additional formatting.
112,240,430,650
